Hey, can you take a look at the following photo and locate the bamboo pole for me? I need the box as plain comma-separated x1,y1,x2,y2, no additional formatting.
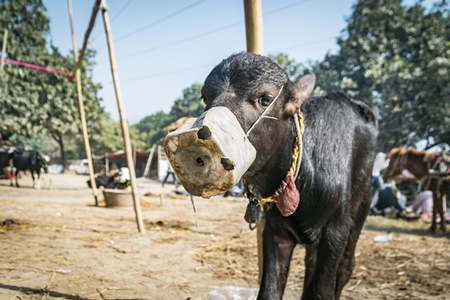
100,0,145,233
70,0,101,80
1,30,8,70
243,0,264,284
67,0,99,206
244,0,264,54
143,144,156,178
133,146,136,167
105,156,109,175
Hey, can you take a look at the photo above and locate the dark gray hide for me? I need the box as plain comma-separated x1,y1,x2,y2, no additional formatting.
201,52,378,300
9,150,48,188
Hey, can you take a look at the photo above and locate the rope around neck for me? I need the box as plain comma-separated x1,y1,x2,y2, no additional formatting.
245,110,304,208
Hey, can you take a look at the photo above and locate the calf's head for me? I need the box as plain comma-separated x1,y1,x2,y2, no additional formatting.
164,52,315,198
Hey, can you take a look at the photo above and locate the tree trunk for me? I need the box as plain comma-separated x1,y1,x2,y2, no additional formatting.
52,133,66,173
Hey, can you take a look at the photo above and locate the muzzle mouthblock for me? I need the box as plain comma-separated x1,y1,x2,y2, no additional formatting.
163,107,256,198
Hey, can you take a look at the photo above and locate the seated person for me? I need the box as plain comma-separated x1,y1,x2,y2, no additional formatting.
370,181,406,218
403,190,450,223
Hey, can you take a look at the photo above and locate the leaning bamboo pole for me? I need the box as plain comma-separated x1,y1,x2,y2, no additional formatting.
100,0,145,233
70,0,101,80
67,0,99,206
244,0,264,284
143,144,156,178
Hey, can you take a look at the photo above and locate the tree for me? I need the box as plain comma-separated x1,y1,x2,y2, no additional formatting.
134,83,205,149
0,0,51,137
0,0,104,169
39,48,102,169
169,83,204,119
268,52,360,100
269,53,310,81
133,111,173,150
312,0,450,151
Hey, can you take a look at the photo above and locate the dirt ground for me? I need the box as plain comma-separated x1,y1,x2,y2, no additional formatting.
1,173,449,300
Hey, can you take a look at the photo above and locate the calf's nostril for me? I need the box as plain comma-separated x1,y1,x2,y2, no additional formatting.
196,157,204,166
197,126,212,140
220,158,235,171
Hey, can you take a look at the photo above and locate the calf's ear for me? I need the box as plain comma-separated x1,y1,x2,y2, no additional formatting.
283,73,315,117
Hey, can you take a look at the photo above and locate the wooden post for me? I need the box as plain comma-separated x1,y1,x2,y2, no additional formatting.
244,0,264,54
67,0,99,206
105,155,109,175
133,146,136,168
143,144,156,178
100,0,145,233
1,30,7,70
243,0,264,284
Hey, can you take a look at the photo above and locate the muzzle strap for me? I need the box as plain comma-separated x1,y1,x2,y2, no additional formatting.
246,84,285,136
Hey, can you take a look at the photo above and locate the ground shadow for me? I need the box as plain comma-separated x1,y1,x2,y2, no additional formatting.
363,219,450,239
0,283,90,300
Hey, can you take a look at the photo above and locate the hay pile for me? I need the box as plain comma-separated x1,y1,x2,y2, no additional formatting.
195,216,450,298
195,229,306,286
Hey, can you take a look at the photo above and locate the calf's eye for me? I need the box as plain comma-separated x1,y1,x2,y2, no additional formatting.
200,95,207,105
258,95,274,107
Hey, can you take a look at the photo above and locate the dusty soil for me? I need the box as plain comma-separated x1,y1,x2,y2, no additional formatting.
0,173,449,300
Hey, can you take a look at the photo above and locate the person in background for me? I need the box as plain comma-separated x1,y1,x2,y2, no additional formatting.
404,190,450,223
162,163,179,188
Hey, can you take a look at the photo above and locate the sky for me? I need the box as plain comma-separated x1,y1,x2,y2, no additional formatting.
41,0,435,124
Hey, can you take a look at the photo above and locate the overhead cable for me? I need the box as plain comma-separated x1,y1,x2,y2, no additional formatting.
114,0,315,60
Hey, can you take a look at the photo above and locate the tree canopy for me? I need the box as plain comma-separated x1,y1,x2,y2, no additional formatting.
271,0,449,152
0,0,105,168
2,0,449,167
133,83,204,148
310,0,450,151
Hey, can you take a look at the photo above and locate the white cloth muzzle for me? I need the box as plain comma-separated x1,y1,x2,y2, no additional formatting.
163,107,256,198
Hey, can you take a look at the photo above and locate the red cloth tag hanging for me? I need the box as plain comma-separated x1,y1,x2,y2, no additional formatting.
272,173,300,217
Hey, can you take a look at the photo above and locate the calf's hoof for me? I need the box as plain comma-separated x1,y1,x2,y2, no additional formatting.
429,225,437,234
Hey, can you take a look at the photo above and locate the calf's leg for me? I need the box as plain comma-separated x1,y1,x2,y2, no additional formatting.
302,220,348,300
257,221,296,300
303,245,317,290
31,171,36,189
335,201,370,299
35,170,41,190
15,170,19,187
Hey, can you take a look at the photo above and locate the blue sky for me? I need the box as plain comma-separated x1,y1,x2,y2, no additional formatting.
42,0,435,124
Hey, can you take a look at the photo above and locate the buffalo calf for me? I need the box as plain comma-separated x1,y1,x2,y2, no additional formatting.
198,53,378,299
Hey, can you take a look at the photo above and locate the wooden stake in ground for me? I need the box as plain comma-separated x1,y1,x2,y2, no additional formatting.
100,0,145,233
143,144,156,178
67,0,99,206
244,0,264,284
105,155,109,175
1,29,8,70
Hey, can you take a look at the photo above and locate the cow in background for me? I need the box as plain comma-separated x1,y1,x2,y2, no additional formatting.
9,150,48,189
